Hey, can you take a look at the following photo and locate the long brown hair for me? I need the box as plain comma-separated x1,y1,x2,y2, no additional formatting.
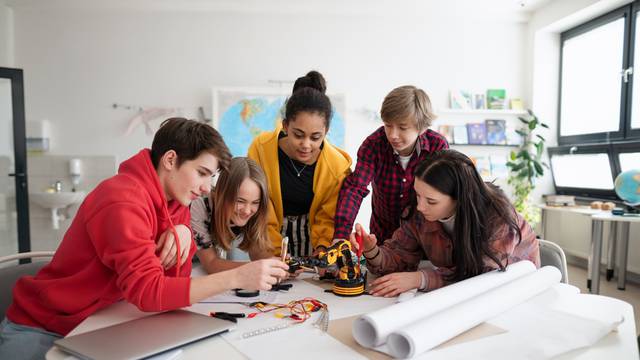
210,157,271,253
410,150,521,282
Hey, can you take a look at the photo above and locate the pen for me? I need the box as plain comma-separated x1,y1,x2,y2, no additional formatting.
210,312,246,318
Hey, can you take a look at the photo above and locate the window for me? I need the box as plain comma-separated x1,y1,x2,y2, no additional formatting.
548,145,617,199
553,2,640,199
559,3,637,144
560,17,625,139
619,152,640,171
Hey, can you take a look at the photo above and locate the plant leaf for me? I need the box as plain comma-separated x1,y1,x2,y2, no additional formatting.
533,160,544,176
515,129,528,137
540,122,549,128
510,162,526,171
518,150,531,160
536,134,546,141
510,151,517,160
528,119,538,130
518,117,530,124
536,142,543,158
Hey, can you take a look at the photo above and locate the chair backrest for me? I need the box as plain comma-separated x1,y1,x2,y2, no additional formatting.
0,251,55,320
538,239,569,284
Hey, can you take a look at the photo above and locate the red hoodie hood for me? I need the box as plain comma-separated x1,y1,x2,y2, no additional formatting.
119,149,184,224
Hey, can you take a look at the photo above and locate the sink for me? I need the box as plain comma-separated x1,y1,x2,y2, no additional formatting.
30,191,86,229
30,191,86,209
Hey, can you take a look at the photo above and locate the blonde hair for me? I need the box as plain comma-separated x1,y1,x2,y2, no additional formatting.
210,157,271,253
380,85,437,130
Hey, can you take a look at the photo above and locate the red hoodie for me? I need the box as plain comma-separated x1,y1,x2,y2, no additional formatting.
7,149,196,336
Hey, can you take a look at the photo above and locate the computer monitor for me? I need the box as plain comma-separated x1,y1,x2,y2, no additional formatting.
548,145,617,199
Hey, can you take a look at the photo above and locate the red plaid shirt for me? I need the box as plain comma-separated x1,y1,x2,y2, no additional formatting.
367,210,540,291
333,126,449,242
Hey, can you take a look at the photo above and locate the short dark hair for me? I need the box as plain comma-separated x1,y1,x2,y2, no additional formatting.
284,70,333,129
151,117,231,171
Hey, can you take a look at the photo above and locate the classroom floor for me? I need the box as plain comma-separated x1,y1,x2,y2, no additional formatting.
567,264,640,335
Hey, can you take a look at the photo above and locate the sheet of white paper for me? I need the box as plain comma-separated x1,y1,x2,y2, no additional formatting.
352,260,536,349
226,322,368,360
418,290,623,360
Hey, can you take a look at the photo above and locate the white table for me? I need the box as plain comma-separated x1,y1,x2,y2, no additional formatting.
538,205,639,294
46,277,638,360
590,213,640,294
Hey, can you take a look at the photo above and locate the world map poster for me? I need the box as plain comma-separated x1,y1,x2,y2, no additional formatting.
213,87,346,156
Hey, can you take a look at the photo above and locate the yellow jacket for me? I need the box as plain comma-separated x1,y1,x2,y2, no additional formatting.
248,124,352,255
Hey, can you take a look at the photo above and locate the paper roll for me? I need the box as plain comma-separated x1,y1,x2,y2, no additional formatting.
386,266,561,358
352,260,536,348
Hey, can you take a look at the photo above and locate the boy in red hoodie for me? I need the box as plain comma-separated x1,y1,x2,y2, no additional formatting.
0,118,288,359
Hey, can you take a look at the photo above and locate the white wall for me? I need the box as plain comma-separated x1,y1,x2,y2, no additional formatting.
0,1,13,67
10,1,528,164
528,0,640,276
6,0,536,248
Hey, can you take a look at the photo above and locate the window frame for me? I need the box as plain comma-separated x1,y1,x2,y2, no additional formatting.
611,140,640,173
626,5,640,139
558,4,633,145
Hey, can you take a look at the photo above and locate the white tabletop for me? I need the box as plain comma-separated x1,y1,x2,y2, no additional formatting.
592,212,640,223
537,205,607,216
46,276,638,360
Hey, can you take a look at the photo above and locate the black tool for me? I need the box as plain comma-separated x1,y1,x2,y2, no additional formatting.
270,283,293,291
210,312,245,323
234,288,260,297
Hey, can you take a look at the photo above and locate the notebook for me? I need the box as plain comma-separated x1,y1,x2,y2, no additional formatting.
54,310,234,360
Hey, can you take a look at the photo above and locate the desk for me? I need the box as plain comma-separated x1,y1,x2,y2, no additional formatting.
538,205,638,294
46,278,637,360
590,213,640,294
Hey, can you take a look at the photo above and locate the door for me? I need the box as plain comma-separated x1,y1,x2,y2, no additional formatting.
0,67,30,257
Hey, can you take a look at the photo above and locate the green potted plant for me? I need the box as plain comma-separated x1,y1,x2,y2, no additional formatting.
506,109,549,227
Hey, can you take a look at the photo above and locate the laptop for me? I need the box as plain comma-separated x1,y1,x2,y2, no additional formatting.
54,310,234,360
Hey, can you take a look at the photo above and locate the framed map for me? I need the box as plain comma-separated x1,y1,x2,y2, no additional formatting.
213,87,346,156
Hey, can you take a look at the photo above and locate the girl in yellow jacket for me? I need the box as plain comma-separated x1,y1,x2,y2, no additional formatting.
248,71,352,257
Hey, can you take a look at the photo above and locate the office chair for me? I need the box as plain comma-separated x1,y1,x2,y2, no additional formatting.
0,251,55,319
538,239,569,284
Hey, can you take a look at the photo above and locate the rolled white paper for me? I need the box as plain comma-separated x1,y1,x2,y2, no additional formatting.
352,260,536,349
386,266,561,358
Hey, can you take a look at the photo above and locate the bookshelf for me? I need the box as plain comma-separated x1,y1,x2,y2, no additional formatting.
435,108,526,189
438,108,528,116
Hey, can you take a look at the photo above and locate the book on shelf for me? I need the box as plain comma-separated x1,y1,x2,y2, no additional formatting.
473,93,486,109
485,119,507,145
437,125,454,144
544,195,576,207
486,89,506,110
470,156,491,178
510,98,524,110
450,90,473,109
490,155,509,179
453,125,468,144
466,123,486,145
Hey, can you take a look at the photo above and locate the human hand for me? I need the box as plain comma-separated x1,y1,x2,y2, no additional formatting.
349,223,377,255
278,256,304,279
369,272,422,297
156,224,192,269
231,259,289,291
